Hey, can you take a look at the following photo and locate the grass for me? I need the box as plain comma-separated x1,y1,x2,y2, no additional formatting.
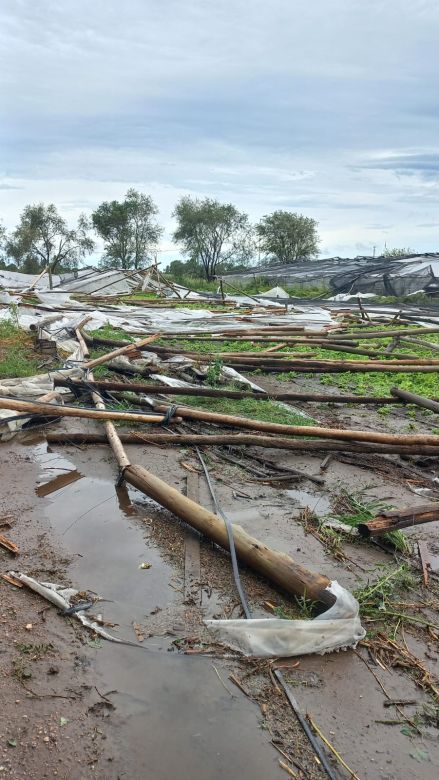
17,642,54,659
88,324,134,342
275,327,439,403
0,318,41,378
163,338,274,353
176,394,315,425
163,274,331,298
273,594,318,620
354,564,422,632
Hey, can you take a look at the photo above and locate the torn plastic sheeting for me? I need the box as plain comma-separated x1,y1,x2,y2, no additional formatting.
9,572,137,646
204,581,365,657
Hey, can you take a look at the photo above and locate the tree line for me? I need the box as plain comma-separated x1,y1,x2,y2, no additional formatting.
0,189,321,283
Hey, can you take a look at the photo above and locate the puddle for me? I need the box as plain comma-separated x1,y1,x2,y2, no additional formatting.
36,468,83,497
31,443,284,778
285,488,331,515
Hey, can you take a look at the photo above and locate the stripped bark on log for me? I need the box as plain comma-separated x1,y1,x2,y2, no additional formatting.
358,504,439,537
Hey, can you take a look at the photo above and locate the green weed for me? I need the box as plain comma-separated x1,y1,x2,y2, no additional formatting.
0,318,41,378
177,394,315,426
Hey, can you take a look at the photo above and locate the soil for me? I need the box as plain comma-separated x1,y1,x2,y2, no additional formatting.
1,356,439,778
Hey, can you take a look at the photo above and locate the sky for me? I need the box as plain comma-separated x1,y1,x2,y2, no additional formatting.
1,0,439,263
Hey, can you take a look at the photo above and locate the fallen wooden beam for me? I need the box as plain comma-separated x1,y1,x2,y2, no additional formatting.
42,431,439,455
390,386,439,415
123,463,335,606
358,504,439,537
83,333,160,369
77,373,337,610
0,396,179,426
53,377,439,406
145,399,439,446
327,326,439,341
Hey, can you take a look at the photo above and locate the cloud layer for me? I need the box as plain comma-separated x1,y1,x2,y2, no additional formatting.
1,0,438,258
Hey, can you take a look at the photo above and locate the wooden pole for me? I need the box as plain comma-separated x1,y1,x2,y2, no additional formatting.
27,266,48,291
55,377,439,406
68,340,338,607
43,430,439,455
391,386,439,415
144,399,439,446
358,504,439,537
0,396,177,426
123,462,335,606
327,326,439,341
83,333,160,369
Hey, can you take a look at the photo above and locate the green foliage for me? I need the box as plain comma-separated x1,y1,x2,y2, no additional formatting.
89,324,134,342
177,394,315,426
172,196,254,280
6,203,93,283
206,358,223,386
354,564,417,619
92,188,162,269
256,210,320,264
17,643,54,658
382,247,414,258
272,593,317,619
163,273,330,299
0,318,41,378
163,338,271,353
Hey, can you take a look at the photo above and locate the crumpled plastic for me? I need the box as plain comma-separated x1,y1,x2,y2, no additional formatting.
204,581,365,657
9,572,140,646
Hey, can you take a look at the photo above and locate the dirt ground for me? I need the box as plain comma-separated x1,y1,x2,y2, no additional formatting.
1,370,439,779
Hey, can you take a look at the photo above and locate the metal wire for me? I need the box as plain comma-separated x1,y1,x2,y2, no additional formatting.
194,446,251,620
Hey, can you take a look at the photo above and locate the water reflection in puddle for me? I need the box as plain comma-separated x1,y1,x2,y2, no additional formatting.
285,488,331,515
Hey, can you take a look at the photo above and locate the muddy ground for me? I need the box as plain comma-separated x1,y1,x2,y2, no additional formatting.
1,370,439,779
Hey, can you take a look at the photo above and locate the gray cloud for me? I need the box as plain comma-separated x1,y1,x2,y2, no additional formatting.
1,0,439,255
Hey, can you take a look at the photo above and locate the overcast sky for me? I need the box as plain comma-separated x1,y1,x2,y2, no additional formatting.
1,0,439,261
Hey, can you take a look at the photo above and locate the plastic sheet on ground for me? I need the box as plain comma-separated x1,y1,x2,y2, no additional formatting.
204,580,365,657
9,572,138,646
258,286,290,299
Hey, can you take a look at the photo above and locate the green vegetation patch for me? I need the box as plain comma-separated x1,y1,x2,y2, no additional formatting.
89,324,134,342
177,393,315,426
0,318,41,378
163,338,274,353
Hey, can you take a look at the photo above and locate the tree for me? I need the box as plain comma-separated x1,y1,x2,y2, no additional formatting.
382,247,413,259
7,204,93,286
92,189,162,270
256,211,319,265
172,197,254,281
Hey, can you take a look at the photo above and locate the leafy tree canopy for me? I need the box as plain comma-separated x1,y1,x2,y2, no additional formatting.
6,204,93,286
92,188,162,270
256,210,319,264
172,196,254,280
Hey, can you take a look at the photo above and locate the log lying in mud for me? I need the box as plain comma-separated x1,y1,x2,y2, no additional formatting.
123,462,335,606
75,373,337,609
358,504,439,537
391,386,439,415
143,399,439,446
52,377,439,406
42,431,439,455
0,396,178,426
